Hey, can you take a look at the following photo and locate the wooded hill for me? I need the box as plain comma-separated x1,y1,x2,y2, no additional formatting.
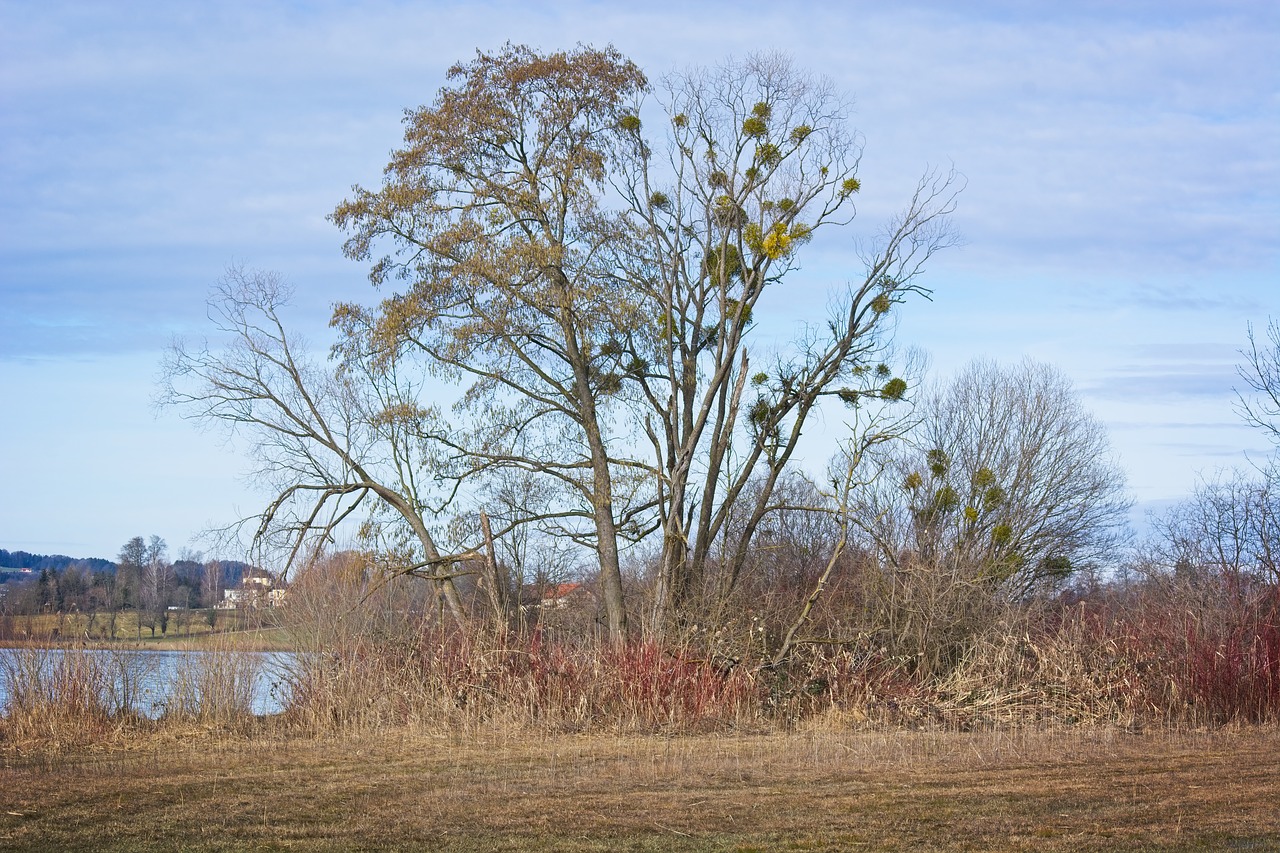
0,549,113,574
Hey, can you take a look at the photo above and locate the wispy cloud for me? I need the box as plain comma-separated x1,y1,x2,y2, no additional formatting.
1086,369,1237,402
1117,284,1267,314
1108,420,1251,431
1118,343,1245,361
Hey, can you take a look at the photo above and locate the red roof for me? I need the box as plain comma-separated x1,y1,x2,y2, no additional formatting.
542,582,583,600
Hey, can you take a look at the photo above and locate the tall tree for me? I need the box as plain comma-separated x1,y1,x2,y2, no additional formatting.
331,44,650,640
611,54,959,625
143,535,169,636
331,46,959,638
201,559,223,610
118,536,146,570
117,536,147,612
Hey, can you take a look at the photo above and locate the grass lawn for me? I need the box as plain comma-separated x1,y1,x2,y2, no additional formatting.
2,725,1277,851
5,611,290,651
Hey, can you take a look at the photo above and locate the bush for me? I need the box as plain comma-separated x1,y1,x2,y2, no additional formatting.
282,627,761,735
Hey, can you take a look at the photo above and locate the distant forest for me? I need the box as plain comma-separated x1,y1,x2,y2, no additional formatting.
0,544,254,620
0,549,115,574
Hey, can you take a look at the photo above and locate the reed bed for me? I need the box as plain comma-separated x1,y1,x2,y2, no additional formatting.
0,640,271,751
5,577,1279,751
278,597,1280,738
0,646,149,749
282,629,759,735
163,647,263,729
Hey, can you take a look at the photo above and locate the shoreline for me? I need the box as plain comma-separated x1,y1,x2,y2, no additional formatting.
0,627,292,653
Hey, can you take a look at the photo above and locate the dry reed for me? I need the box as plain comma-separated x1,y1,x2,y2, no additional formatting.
163,643,264,729
0,645,149,749
7,573,1279,751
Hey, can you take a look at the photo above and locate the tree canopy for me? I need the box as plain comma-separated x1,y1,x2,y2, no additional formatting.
848,358,1131,598
327,45,960,638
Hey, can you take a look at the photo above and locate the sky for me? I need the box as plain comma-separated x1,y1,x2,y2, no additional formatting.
1,0,1277,562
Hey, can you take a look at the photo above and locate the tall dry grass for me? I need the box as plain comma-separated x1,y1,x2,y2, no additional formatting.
163,644,265,729
282,627,760,735
279,553,761,734
0,645,150,748
0,642,272,751
273,554,1280,737
7,557,1278,751
1108,580,1280,726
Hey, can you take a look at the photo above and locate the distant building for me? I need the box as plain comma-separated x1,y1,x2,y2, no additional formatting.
217,570,285,609
538,582,588,609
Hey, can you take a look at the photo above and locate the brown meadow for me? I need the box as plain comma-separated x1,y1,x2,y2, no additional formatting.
3,724,1277,851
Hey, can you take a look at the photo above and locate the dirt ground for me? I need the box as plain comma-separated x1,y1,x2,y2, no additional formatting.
2,725,1277,851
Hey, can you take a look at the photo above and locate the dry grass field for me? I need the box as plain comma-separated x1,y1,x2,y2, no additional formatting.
3,724,1277,851
3,611,288,651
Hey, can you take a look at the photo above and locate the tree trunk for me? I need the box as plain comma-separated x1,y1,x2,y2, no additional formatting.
585,420,628,642
563,308,628,642
480,512,515,626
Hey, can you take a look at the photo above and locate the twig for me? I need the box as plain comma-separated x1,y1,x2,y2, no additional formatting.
654,823,693,837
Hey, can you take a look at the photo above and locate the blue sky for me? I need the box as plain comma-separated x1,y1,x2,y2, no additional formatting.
2,0,1276,561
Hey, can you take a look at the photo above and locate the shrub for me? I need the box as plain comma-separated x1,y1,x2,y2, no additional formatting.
281,627,761,735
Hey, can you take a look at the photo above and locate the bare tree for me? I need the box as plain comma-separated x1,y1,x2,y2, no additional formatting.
118,537,146,575
1234,318,1280,580
612,55,961,630
141,535,169,637
116,536,148,638
1237,318,1280,448
201,559,223,611
1138,321,1280,599
1150,470,1279,585
160,268,475,626
858,358,1131,598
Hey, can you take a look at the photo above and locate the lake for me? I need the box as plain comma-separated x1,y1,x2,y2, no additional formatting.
0,647,296,718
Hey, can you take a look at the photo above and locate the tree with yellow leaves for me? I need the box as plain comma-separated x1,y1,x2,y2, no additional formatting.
329,46,961,639
612,54,961,627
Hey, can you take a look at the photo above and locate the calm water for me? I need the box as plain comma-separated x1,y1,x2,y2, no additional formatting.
0,648,296,718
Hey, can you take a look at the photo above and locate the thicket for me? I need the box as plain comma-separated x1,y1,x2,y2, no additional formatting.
5,549,1274,753
268,537,1280,737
